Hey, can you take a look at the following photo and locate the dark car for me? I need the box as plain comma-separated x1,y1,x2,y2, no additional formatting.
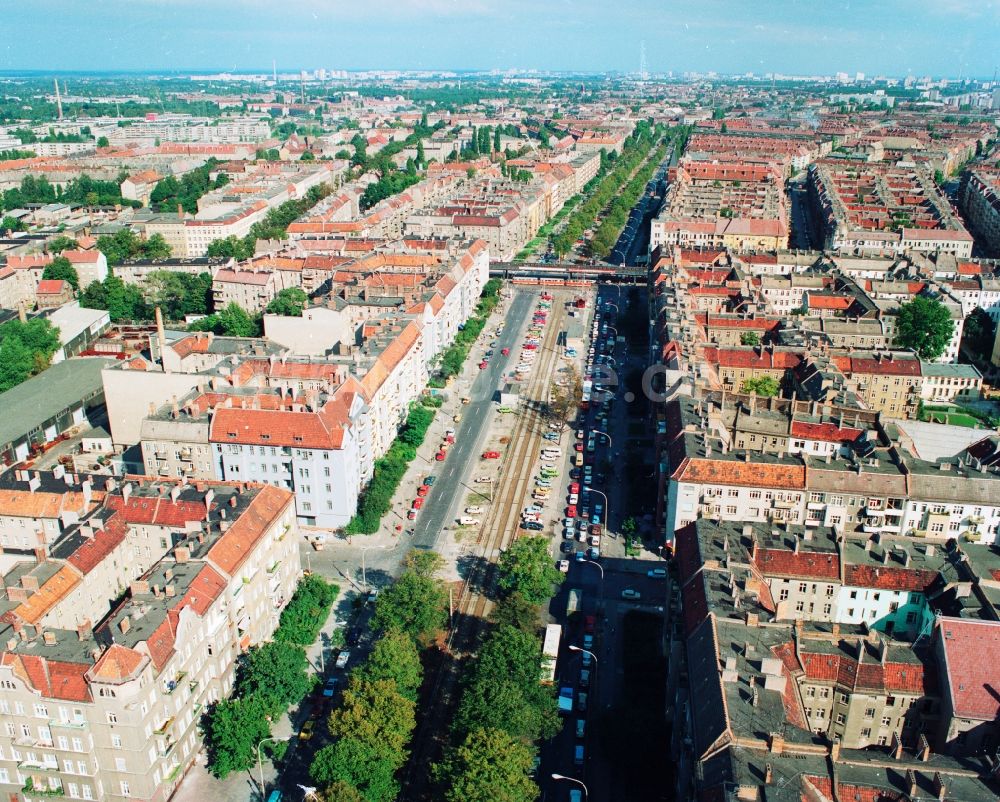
560,541,575,554
521,521,544,531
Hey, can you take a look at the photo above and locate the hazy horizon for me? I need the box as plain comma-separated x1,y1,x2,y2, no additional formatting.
6,0,998,78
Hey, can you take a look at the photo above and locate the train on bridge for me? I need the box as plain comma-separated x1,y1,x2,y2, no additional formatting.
490,261,647,287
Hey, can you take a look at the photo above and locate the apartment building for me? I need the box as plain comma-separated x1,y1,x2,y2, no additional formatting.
666,513,1000,802
650,160,789,253
959,169,1000,254
808,160,973,258
0,476,300,802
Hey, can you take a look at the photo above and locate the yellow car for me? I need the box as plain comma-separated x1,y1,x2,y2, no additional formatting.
299,720,315,741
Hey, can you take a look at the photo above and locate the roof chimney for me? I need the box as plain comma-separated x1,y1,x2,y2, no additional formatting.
119,616,131,635
76,619,91,641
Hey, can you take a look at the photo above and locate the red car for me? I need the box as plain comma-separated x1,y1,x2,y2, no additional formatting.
574,442,584,452
482,451,500,459
407,509,418,520
523,343,537,350
501,347,510,356
566,505,577,518
479,361,488,370
569,482,580,494
583,615,596,634
412,498,424,510
416,485,429,497
435,451,446,461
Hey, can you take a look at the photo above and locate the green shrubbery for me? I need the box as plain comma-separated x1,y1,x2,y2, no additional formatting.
310,552,446,801
344,405,436,534
204,575,337,778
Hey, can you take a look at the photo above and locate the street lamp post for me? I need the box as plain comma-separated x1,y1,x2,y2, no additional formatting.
256,737,283,801
551,773,589,800
568,644,598,666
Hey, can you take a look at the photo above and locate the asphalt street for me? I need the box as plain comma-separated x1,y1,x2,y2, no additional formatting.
411,289,534,550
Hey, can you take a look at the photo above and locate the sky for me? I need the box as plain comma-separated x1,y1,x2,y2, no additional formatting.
3,0,998,78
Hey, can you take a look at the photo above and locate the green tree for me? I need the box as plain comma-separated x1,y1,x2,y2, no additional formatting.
493,127,501,153
301,150,316,161
404,549,445,578
416,139,426,168
452,624,560,743
42,256,79,290
145,271,213,319
328,678,415,759
496,536,564,604
740,376,780,397
0,334,37,392
621,516,637,538
320,780,366,802
895,295,955,361
353,630,423,701
489,592,540,634
80,275,148,322
204,696,271,779
371,568,448,644
237,641,313,715
97,136,109,148
311,738,400,802
265,287,310,316
433,727,538,802
740,332,760,346
274,574,338,645
207,234,255,261
45,235,77,254
1,215,24,232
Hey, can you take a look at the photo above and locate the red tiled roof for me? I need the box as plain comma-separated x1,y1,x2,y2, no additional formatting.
206,485,291,577
800,649,928,693
938,618,1000,720
66,513,129,575
2,653,92,702
36,279,69,294
756,547,840,579
90,644,146,682
843,564,938,592
790,421,861,443
105,494,209,527
673,457,805,489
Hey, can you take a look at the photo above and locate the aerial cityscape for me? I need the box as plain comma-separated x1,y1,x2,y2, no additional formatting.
1,4,1000,802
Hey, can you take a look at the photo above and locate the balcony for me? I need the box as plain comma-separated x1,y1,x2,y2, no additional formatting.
804,518,822,528
164,671,187,694
807,501,825,511
154,716,175,736
21,778,64,798
967,515,984,525
50,718,86,730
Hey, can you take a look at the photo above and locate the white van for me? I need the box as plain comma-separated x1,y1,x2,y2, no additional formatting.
541,447,562,457
458,517,481,526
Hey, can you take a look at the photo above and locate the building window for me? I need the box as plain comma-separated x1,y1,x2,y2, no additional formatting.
779,589,789,601
881,716,891,726
864,707,875,719
861,727,871,738
106,713,117,725
120,781,130,797
799,582,808,593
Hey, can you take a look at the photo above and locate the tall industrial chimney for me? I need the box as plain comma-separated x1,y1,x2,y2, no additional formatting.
54,79,63,121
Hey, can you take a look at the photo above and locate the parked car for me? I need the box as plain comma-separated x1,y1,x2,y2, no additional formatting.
321,677,339,698
647,568,667,579
501,347,510,356
621,589,641,600
580,668,591,687
407,509,418,520
565,505,577,518
583,633,593,650
577,693,588,712
560,541,575,554
434,451,446,461
575,719,586,739
335,650,351,670
416,485,429,497
482,451,500,459
458,517,481,526
412,497,424,510
465,506,484,515
558,560,570,573
299,719,316,740
583,615,596,634
521,521,544,531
